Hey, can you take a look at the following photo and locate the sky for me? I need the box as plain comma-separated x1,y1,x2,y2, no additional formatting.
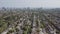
0,0,60,8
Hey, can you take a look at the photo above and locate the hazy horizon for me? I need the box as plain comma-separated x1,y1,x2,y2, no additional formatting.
0,0,60,8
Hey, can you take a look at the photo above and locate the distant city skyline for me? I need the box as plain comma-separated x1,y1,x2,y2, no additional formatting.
0,0,60,8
